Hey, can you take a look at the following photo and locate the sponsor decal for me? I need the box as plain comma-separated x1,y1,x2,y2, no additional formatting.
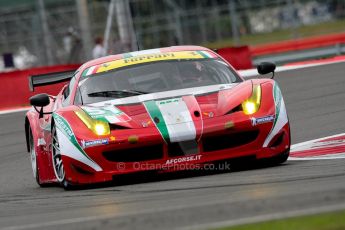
81,139,109,148
123,53,176,64
54,114,74,138
165,155,202,164
158,98,179,105
82,51,214,77
251,115,275,126
53,113,102,171
82,106,130,123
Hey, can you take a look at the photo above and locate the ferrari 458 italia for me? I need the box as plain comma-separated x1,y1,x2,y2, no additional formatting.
25,46,290,188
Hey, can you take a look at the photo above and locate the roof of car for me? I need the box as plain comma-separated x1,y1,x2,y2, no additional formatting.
81,45,213,70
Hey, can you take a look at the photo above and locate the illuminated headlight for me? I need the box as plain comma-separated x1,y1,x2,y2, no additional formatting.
75,110,110,136
242,85,261,115
93,122,110,136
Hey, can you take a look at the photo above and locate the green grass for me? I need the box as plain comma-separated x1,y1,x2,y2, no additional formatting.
205,19,345,48
215,210,345,230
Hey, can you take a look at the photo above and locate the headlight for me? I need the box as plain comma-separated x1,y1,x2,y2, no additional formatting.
242,84,261,115
75,110,110,136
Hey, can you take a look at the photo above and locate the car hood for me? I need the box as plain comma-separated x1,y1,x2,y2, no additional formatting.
80,81,252,130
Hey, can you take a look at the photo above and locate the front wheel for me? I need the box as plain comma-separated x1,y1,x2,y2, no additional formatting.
52,125,79,190
51,126,67,187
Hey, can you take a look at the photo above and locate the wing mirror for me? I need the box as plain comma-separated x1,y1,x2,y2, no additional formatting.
257,62,276,79
30,94,53,118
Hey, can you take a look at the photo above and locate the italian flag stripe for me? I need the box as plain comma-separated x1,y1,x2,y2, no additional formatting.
182,95,203,141
86,66,96,76
196,51,209,58
92,65,100,74
53,113,94,162
263,82,288,147
82,66,99,77
197,51,214,58
143,100,170,143
82,68,89,77
273,83,281,128
157,98,196,143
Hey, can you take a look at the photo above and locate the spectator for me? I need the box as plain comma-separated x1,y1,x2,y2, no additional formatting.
92,37,106,59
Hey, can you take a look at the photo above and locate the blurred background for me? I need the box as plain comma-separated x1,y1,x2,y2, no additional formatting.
0,0,344,70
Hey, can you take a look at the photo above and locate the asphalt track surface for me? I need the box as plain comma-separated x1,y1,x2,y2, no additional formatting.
1,62,345,230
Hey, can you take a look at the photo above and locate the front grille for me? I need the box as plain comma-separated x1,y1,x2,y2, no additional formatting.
167,140,199,157
202,130,259,152
103,145,163,162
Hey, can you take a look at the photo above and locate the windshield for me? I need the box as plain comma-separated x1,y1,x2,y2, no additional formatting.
77,58,242,105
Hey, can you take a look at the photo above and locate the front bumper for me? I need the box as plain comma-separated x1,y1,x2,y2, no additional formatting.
62,114,290,185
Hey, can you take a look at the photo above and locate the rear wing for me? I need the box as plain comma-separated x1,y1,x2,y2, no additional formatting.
29,70,77,92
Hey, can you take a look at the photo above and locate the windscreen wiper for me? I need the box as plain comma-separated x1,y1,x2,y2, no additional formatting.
87,90,148,98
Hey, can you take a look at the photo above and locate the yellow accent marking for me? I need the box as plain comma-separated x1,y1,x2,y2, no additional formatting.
95,51,206,74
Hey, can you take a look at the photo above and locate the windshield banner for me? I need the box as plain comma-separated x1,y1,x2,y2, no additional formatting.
82,51,216,77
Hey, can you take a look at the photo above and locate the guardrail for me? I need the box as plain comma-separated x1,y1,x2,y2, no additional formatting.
250,32,345,65
252,44,345,65
251,33,345,56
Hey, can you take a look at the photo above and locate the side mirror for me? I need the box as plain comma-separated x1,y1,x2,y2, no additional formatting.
29,94,52,118
257,62,276,79
30,94,50,107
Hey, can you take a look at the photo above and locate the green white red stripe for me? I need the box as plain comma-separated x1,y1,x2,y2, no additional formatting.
182,95,203,141
82,66,100,77
53,113,102,171
263,83,288,147
197,50,215,58
144,98,197,143
143,100,170,142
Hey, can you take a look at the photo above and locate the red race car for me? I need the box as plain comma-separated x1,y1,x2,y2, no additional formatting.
25,46,290,188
